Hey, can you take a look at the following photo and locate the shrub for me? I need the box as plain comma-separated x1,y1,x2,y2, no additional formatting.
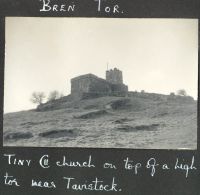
30,92,46,105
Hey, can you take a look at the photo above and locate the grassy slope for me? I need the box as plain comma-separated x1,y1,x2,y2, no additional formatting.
3,96,197,149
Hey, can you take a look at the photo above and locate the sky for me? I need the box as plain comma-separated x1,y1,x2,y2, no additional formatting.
4,17,198,113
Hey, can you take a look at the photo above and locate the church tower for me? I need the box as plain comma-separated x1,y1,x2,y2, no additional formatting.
106,68,123,84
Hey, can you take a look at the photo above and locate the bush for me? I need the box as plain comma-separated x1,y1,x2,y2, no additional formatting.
177,89,187,96
170,92,175,96
30,92,45,105
48,90,62,101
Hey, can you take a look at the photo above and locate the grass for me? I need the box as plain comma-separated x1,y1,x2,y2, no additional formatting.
3,95,197,149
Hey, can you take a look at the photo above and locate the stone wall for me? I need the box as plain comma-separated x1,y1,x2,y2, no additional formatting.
71,74,92,98
111,83,128,95
71,74,112,99
128,91,194,102
89,77,112,94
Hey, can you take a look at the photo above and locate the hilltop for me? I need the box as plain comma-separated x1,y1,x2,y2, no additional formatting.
3,92,197,149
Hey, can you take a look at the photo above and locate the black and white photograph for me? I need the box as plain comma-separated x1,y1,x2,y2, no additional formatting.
3,17,198,149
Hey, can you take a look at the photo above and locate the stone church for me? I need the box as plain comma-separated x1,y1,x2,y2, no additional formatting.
71,68,128,99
